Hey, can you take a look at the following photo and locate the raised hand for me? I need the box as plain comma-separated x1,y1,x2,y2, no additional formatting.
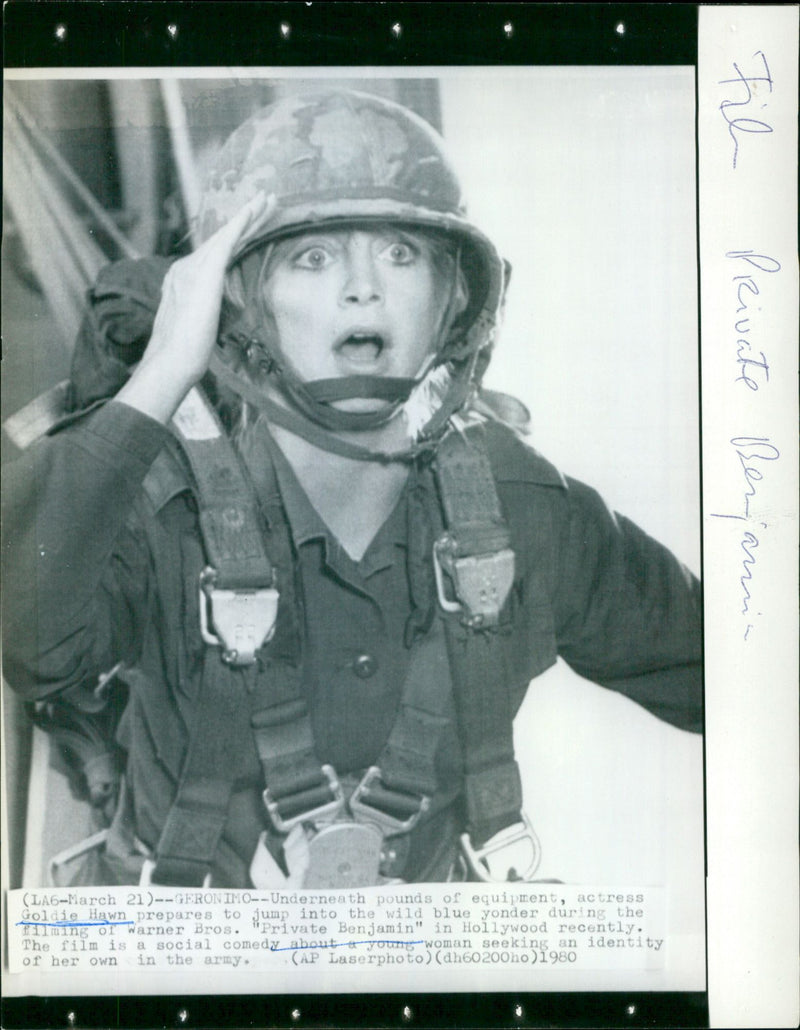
117,192,276,423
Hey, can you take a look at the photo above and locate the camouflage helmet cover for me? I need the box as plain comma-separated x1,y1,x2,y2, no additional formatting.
196,89,506,348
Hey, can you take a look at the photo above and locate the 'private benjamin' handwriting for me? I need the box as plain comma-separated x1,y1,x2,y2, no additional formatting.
727,250,781,391
711,437,780,639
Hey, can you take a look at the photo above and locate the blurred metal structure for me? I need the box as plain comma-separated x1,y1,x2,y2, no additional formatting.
4,86,135,349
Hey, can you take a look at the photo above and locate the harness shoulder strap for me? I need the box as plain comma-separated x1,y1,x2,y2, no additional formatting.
150,395,537,885
432,418,540,879
147,388,338,886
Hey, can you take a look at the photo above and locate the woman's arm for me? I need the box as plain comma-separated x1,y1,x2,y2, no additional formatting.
1,403,169,701
552,477,703,732
116,192,275,423
2,192,275,700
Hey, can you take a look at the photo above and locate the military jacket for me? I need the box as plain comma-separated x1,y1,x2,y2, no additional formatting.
2,400,703,885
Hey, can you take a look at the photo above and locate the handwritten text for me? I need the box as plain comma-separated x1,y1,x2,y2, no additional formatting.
718,51,774,169
711,436,780,637
727,250,781,390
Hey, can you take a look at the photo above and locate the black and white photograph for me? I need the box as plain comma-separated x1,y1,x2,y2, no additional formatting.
2,62,704,970
2,4,797,1025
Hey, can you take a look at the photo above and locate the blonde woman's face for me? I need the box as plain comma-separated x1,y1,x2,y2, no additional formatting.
261,227,453,390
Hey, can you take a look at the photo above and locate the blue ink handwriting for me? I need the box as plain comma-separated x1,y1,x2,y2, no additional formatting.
726,250,781,390
711,436,780,634
16,920,134,927
727,436,780,520
718,51,774,169
271,938,423,952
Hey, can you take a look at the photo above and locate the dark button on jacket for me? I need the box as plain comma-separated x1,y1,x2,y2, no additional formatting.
352,654,378,679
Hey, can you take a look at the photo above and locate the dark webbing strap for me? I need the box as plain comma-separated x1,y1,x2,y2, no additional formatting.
250,697,336,821
151,404,451,881
209,351,423,463
148,658,251,885
208,350,479,465
370,618,453,806
434,420,512,556
238,422,454,831
245,460,453,828
443,627,523,845
433,423,524,847
150,390,329,883
148,392,266,883
249,428,453,824
236,430,339,825
153,398,521,879
171,388,275,589
305,375,416,404
277,372,402,432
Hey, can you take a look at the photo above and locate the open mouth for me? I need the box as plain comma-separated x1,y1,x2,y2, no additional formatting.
335,332,387,365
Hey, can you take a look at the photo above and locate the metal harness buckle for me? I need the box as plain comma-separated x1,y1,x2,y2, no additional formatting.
460,811,541,882
349,765,430,835
199,566,279,666
303,822,384,888
433,534,515,628
262,764,345,834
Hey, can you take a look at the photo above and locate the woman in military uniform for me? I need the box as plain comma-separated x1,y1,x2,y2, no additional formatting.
3,90,702,888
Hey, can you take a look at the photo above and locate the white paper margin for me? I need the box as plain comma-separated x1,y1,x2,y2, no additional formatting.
699,5,800,1029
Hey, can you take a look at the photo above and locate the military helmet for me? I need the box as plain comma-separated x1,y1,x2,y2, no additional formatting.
196,89,509,455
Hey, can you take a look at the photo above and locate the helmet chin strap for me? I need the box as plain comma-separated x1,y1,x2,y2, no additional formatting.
274,368,417,432
210,344,482,466
214,243,477,461
304,376,416,404
209,349,428,463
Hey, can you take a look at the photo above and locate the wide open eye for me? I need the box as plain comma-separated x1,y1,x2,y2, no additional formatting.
292,244,335,270
379,238,419,265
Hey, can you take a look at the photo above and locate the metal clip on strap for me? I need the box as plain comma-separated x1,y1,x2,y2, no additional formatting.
199,566,279,666
460,812,541,882
262,764,345,833
171,388,280,667
349,765,430,835
432,420,515,628
433,422,542,873
433,532,515,628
